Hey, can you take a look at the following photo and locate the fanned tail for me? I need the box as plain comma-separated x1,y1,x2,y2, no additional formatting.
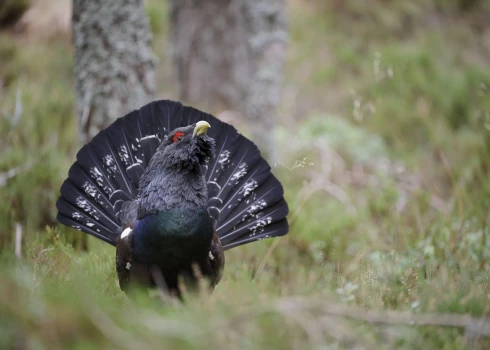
56,100,289,248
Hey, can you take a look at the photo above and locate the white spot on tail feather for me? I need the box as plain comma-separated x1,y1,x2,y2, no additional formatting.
82,182,104,205
249,216,272,236
118,145,130,166
258,235,271,241
208,181,221,190
140,134,159,141
109,189,124,201
103,155,117,175
241,199,267,222
83,182,98,198
218,150,231,169
89,167,113,195
248,200,267,214
209,197,223,205
239,179,258,198
92,167,103,177
75,197,100,220
126,163,140,172
230,163,248,183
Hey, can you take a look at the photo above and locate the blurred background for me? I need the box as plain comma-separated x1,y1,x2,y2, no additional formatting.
1,0,490,349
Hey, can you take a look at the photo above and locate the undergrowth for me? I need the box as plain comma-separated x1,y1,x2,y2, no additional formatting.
0,0,489,349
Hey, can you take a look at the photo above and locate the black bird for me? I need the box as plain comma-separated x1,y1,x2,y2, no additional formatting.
56,100,289,296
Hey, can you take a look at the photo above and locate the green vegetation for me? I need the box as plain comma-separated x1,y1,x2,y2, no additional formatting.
1,0,490,348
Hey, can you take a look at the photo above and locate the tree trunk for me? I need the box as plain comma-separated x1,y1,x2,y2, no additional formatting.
170,0,288,157
72,0,155,144
71,0,155,249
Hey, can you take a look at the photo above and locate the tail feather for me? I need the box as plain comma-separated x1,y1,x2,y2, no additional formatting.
220,198,289,241
218,175,284,234
222,218,289,250
56,180,120,244
56,200,117,244
67,163,114,216
217,158,272,223
56,100,289,248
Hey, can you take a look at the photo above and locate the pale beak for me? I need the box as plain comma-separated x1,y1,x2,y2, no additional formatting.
193,121,211,137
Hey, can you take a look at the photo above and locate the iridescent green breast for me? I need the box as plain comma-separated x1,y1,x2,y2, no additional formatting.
133,207,213,269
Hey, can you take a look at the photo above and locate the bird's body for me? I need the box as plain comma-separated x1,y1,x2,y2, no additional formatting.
133,208,213,267
57,100,288,296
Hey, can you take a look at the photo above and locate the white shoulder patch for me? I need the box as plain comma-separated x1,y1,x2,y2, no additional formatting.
121,227,132,239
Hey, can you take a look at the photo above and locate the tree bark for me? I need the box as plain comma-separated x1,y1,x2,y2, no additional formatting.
170,0,288,157
72,0,155,144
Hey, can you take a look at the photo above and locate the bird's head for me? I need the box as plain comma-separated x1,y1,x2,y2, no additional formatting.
158,121,215,171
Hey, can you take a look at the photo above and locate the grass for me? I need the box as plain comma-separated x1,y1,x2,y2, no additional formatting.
1,0,490,348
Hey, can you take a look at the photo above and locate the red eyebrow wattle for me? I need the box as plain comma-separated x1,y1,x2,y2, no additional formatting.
173,131,184,143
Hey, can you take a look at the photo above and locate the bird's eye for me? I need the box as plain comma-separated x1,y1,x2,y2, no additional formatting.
173,132,184,143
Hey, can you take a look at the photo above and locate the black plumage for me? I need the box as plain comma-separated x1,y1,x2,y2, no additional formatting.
56,100,289,295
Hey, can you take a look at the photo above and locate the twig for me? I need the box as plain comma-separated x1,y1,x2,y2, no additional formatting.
12,88,23,127
212,297,490,346
0,161,33,188
149,266,179,306
319,316,374,349
254,238,280,280
31,247,55,289
277,298,490,338
15,223,22,259
439,151,465,230
86,306,150,350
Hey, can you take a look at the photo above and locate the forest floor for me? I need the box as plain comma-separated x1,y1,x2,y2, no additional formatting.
1,0,490,349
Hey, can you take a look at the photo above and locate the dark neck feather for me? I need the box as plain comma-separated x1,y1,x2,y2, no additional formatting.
136,134,214,219
137,162,208,218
